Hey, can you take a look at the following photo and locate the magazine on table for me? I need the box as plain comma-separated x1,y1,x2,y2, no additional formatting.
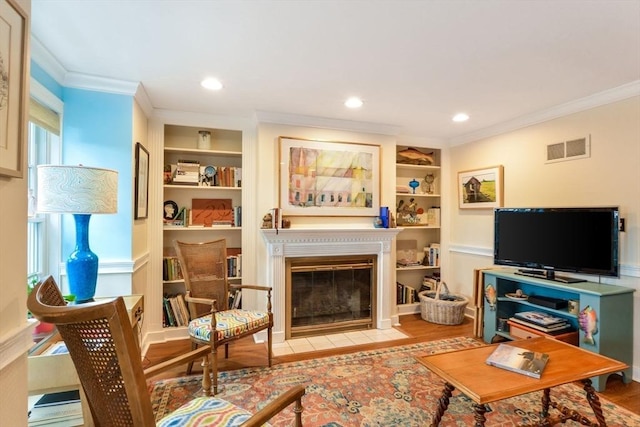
485,343,550,379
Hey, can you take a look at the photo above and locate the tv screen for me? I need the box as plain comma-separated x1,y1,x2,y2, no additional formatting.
494,207,619,281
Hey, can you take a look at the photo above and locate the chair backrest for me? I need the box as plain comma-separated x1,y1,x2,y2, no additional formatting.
174,238,229,317
27,276,156,426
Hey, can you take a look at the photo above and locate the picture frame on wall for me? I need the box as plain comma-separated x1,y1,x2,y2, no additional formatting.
458,165,504,209
279,137,380,216
134,142,150,219
0,0,29,178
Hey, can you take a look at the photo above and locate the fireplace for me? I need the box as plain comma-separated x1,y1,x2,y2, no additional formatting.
286,255,376,338
262,227,402,343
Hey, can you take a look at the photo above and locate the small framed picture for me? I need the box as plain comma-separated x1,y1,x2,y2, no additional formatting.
134,142,149,219
458,165,503,209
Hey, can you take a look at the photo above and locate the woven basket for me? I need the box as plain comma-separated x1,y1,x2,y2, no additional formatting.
418,282,469,325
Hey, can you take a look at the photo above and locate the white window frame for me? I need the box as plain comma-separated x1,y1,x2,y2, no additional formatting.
28,78,63,282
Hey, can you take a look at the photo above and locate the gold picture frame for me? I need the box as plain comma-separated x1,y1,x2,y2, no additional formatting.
0,0,28,178
279,136,380,216
458,165,504,209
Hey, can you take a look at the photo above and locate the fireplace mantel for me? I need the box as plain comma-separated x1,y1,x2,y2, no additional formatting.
262,227,402,342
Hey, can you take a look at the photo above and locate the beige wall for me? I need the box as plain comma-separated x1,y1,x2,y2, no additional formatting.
0,0,31,424
447,96,640,380
132,99,149,300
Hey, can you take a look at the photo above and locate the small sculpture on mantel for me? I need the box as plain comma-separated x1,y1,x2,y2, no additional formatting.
261,212,273,229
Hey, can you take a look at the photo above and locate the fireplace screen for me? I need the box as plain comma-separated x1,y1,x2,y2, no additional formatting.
286,256,376,338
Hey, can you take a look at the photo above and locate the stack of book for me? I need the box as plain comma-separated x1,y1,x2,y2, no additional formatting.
509,310,572,334
172,160,200,185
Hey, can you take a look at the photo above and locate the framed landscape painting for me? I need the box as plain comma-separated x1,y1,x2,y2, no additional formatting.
458,165,503,209
279,137,380,216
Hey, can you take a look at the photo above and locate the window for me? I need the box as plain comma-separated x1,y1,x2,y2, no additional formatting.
27,82,63,282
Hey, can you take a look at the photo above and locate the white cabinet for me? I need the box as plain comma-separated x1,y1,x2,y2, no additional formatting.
395,146,441,315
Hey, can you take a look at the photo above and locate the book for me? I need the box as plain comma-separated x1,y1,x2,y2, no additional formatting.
43,341,68,355
191,198,233,226
508,317,572,334
486,343,550,379
514,311,567,327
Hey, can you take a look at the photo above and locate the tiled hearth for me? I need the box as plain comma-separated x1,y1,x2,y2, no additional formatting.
273,328,409,356
261,227,402,343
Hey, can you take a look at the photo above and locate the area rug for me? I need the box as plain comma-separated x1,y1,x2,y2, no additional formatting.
149,337,640,426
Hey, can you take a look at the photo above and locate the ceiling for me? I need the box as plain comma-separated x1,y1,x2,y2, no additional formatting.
31,1,640,142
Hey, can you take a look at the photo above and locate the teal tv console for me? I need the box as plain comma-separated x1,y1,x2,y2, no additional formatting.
482,270,634,391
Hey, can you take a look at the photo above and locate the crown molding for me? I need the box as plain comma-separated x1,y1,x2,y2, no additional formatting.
64,72,139,96
449,80,640,146
31,36,140,97
255,110,401,136
30,36,67,83
134,84,154,118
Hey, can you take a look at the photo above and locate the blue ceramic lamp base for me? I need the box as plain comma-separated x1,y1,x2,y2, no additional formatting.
67,214,98,303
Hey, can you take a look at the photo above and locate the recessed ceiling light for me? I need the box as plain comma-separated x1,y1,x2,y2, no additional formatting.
345,97,363,109
452,113,469,122
201,78,223,90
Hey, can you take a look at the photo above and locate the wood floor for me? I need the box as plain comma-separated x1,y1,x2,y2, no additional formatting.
144,314,640,416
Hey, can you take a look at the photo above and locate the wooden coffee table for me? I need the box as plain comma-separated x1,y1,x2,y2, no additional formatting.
416,337,628,426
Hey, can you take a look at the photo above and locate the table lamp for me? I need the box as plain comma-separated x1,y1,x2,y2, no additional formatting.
37,165,118,303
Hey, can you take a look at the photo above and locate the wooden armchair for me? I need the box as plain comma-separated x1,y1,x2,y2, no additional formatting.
173,238,273,395
27,276,304,427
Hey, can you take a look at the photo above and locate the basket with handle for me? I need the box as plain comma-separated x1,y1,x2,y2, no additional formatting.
418,281,469,325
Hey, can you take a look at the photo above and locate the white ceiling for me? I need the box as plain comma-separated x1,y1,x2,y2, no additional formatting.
31,0,640,142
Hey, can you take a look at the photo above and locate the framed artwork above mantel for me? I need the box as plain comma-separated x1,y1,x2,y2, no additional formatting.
279,137,381,217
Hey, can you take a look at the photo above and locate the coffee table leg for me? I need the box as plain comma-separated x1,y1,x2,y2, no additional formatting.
541,388,551,417
431,382,455,427
473,403,488,426
583,379,607,427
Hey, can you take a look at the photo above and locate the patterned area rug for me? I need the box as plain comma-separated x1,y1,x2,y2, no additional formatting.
149,337,640,426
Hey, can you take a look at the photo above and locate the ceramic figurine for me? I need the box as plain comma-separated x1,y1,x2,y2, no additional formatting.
261,212,273,229
485,284,497,310
396,147,434,165
579,305,598,345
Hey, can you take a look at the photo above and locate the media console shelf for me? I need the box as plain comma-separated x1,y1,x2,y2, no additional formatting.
482,270,634,391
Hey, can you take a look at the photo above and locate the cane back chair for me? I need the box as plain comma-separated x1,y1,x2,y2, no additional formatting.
173,238,273,395
27,276,303,427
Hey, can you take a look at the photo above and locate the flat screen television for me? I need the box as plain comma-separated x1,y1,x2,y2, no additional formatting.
493,207,620,282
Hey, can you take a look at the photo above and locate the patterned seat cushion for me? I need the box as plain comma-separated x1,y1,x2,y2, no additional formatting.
188,309,270,342
157,396,270,426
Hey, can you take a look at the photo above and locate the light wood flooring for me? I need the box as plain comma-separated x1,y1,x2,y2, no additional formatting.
144,314,639,415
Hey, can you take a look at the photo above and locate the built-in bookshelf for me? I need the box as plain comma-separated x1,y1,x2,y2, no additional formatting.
162,125,243,328
395,146,441,315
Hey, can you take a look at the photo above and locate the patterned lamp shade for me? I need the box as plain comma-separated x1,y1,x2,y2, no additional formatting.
37,165,118,214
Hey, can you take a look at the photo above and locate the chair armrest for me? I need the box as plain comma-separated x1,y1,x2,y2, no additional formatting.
144,345,211,380
230,284,272,292
241,384,305,427
184,294,217,307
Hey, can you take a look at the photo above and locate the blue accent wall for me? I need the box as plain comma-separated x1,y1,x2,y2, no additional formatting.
61,88,133,260
30,61,63,99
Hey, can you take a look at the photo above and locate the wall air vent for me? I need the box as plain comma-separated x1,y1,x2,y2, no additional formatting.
545,135,590,164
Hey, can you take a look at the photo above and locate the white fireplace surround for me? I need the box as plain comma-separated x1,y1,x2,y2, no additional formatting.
261,227,402,343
